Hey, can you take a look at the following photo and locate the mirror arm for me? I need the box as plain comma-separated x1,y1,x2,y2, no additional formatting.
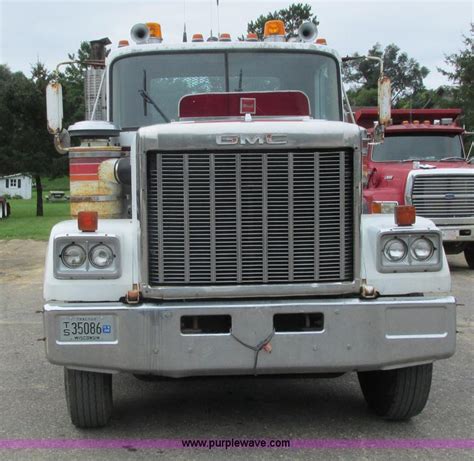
342,85,356,124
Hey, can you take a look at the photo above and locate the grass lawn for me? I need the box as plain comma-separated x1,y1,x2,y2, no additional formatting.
0,188,71,241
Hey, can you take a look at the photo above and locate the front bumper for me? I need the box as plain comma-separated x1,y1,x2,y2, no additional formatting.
43,296,456,377
436,224,474,242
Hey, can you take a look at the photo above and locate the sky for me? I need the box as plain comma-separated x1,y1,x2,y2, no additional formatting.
0,0,472,88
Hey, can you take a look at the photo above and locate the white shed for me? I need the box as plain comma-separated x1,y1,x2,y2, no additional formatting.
0,174,32,199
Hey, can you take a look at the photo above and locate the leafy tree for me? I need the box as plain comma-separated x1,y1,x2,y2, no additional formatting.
343,43,429,106
247,3,319,40
0,63,67,216
60,41,91,127
439,24,474,130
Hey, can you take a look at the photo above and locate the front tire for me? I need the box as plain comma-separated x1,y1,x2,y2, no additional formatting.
64,368,113,428
358,364,432,420
464,244,474,269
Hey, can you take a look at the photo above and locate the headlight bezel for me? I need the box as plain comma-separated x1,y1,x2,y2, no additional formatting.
377,230,442,273
54,235,121,279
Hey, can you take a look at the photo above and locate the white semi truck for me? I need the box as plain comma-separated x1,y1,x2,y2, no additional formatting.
44,20,455,427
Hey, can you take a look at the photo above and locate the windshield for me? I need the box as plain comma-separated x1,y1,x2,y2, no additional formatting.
111,51,341,129
372,134,464,162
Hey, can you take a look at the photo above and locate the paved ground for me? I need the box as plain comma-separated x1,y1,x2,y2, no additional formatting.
0,240,472,460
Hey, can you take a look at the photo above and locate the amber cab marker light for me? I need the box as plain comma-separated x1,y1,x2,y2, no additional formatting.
118,40,129,48
246,32,258,41
192,33,204,42
315,38,327,45
395,205,416,226
78,211,98,232
219,33,232,42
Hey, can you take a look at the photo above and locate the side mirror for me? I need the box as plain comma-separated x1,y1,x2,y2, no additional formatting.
373,123,385,144
378,76,391,127
46,82,64,134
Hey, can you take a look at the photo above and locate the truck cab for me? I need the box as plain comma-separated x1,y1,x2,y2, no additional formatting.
358,108,474,268
43,21,455,427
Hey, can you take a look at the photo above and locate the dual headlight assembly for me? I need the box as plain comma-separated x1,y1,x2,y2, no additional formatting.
378,230,442,273
54,236,121,279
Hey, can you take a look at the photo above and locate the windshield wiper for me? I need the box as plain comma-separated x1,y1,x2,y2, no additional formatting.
138,89,170,123
440,157,465,162
398,158,423,163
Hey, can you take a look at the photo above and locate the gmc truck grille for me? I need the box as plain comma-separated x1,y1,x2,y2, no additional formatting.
147,151,354,285
411,174,474,218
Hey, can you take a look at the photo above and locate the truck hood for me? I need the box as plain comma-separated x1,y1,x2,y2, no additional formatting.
364,161,474,205
137,119,362,153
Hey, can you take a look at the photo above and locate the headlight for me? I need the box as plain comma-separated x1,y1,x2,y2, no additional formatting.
61,244,86,268
89,244,114,268
54,235,121,279
411,238,434,261
383,238,407,262
378,231,442,273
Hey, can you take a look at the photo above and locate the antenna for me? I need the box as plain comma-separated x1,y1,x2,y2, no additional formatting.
216,0,220,36
209,0,214,36
183,0,188,42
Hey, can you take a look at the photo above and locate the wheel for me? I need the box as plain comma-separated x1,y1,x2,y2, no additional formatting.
357,363,432,420
464,244,474,269
64,368,113,428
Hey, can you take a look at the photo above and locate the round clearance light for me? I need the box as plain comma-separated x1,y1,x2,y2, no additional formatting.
89,244,114,269
383,238,407,262
61,244,86,268
411,238,434,261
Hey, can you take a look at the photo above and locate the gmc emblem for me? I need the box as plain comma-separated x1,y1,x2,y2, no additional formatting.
216,134,288,145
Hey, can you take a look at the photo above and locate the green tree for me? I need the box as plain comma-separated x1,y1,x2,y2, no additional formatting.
344,43,429,107
0,63,67,216
439,24,474,130
247,3,319,40
60,41,91,127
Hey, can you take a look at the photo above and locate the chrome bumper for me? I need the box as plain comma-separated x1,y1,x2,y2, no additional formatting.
44,296,456,377
436,223,474,242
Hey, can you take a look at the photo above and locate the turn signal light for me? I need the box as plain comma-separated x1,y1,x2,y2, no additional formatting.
264,20,285,38
146,22,163,40
395,205,416,226
371,202,382,214
118,40,129,47
78,211,98,232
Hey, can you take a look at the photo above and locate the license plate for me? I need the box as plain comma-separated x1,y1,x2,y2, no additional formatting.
441,229,459,241
58,315,116,342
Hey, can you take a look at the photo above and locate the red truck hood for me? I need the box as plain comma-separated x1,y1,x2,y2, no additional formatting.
364,161,474,205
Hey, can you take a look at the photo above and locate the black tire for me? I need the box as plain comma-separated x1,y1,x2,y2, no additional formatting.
464,244,474,269
358,363,432,421
64,368,113,428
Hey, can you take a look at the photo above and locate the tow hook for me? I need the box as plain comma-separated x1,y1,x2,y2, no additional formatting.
126,284,141,304
360,283,378,299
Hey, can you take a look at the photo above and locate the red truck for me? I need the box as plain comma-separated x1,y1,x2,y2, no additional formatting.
358,108,474,268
